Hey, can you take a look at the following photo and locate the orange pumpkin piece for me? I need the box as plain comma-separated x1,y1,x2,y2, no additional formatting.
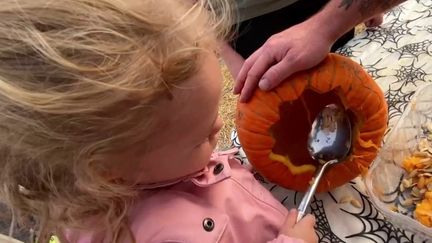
236,54,388,192
402,156,428,172
402,156,423,173
414,191,432,227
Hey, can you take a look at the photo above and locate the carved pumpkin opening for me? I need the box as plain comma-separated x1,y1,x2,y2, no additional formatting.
269,89,357,174
236,54,388,192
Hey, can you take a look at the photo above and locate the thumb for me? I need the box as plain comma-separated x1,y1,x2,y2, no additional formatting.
297,213,316,228
282,209,298,229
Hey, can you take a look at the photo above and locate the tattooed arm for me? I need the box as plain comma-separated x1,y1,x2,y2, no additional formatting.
314,0,406,43
339,0,405,16
233,0,405,102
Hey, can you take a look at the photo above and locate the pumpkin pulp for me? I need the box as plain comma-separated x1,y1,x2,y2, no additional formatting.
269,89,356,175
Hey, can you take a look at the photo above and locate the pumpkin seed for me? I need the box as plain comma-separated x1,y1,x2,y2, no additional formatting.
413,151,430,157
427,123,432,133
420,168,432,173
402,178,412,188
409,169,419,178
399,183,405,192
411,194,421,201
401,198,414,207
308,177,315,185
420,147,429,153
427,182,432,191
418,139,430,151
420,172,432,177
390,205,399,212
412,196,422,202
18,185,31,195
339,195,352,204
350,199,362,208
412,187,421,197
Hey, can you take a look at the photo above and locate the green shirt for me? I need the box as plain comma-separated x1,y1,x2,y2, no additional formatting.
236,0,299,21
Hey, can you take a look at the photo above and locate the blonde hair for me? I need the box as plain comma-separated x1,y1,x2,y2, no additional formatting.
0,0,233,241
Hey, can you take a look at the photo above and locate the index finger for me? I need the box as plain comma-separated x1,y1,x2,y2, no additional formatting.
234,48,262,94
239,52,277,102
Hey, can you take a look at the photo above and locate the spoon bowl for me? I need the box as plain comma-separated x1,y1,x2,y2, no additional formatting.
296,104,352,222
308,103,352,162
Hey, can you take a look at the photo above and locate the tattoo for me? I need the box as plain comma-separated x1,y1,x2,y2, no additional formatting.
338,0,356,10
338,0,406,17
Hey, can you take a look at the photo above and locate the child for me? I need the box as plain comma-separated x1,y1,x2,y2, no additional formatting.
0,0,317,242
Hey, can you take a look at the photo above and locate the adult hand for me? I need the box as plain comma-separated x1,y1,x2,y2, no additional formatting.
364,13,384,27
234,21,333,102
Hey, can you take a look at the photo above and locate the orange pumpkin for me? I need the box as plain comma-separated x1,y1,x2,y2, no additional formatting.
236,54,388,192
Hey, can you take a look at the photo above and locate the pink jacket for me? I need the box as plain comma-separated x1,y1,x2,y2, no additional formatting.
67,150,304,243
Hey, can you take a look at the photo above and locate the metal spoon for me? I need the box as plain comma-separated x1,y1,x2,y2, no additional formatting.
296,104,352,222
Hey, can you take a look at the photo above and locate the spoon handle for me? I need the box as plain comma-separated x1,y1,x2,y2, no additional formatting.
296,160,335,222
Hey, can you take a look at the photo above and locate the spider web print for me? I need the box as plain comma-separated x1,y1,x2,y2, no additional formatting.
385,63,429,121
360,23,415,48
337,45,355,57
394,64,428,87
389,5,406,18
424,26,432,34
385,86,415,121
341,186,426,243
357,6,420,48
415,0,432,16
387,14,423,30
360,59,387,78
386,40,432,58
386,3,426,30
311,199,345,243
418,0,432,7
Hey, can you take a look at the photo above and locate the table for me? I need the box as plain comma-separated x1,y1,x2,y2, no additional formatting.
230,1,432,242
